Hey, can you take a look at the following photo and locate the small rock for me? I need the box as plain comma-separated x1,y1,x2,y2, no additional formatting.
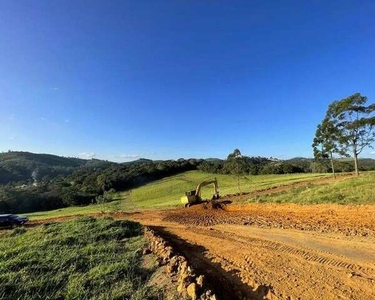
196,275,205,287
187,283,198,300
160,257,168,266
180,261,189,274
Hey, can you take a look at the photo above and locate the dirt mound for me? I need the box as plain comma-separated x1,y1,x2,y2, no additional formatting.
190,200,232,211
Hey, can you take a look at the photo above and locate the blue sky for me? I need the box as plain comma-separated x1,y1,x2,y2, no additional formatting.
1,1,375,161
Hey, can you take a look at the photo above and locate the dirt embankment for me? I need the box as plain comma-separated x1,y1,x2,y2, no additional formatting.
144,227,219,300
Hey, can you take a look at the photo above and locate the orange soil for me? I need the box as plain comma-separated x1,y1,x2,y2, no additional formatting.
125,203,375,300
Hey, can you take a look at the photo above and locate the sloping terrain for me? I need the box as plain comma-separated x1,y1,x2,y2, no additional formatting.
129,171,331,208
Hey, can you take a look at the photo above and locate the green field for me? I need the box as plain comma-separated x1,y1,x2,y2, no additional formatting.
27,191,135,221
129,171,328,208
0,217,160,300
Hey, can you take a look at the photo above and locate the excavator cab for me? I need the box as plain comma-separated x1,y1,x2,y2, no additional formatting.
185,190,196,196
181,178,219,207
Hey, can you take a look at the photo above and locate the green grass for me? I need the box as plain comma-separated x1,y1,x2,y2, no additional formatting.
0,217,160,300
27,192,134,221
129,171,329,208
247,172,375,205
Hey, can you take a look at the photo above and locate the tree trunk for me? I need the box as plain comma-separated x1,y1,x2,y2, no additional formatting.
237,161,241,193
237,174,241,193
353,151,359,176
330,152,336,179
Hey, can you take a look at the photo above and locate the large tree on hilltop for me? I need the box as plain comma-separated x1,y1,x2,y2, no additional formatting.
325,93,375,176
227,148,243,192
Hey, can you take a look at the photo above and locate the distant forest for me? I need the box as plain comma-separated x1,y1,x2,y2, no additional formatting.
1,151,375,214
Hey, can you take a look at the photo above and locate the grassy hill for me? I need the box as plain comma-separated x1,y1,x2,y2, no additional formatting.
28,171,329,220
129,171,328,208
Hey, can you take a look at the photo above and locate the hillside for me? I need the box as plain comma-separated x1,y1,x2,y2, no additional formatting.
0,151,87,184
129,171,328,208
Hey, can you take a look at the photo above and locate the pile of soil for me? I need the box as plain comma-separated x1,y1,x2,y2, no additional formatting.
200,199,232,210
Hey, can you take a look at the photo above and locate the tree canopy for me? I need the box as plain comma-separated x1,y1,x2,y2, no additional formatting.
325,93,375,176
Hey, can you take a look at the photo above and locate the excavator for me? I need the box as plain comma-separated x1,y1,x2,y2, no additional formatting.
181,178,220,208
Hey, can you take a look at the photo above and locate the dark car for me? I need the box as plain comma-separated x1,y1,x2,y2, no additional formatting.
0,214,29,228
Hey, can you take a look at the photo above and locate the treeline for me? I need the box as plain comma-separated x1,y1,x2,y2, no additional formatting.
0,158,200,213
197,156,370,175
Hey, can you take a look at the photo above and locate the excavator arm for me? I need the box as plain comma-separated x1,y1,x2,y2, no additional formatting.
195,178,219,199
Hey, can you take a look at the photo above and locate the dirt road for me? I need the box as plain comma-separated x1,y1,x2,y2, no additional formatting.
126,204,375,300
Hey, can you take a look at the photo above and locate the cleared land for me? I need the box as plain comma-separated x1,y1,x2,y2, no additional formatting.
124,203,375,299
20,172,375,299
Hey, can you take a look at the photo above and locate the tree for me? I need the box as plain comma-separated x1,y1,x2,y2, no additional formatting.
227,149,243,192
96,174,110,193
312,117,342,178
326,93,375,176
